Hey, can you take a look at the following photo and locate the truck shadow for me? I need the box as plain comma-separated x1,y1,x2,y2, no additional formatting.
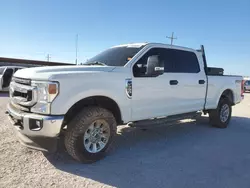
44,116,250,188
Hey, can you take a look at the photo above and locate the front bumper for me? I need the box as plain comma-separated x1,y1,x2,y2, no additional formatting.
6,103,64,152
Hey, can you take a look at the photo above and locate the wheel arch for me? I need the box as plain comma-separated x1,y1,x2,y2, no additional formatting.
63,96,123,127
218,89,235,106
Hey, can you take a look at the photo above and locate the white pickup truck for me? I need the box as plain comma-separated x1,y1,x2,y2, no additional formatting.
6,43,244,163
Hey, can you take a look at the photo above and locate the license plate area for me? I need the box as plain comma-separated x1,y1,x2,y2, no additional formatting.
8,113,24,130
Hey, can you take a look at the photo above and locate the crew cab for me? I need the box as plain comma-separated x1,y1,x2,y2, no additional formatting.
6,43,243,163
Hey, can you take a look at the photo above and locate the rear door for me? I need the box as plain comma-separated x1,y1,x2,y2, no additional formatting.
168,49,207,114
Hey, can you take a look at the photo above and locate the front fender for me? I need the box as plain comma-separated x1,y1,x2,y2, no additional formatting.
51,88,131,123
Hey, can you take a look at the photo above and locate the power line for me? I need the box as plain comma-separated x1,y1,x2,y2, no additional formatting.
46,54,51,62
166,32,177,45
75,34,78,65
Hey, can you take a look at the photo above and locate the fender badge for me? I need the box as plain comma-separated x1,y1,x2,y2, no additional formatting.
125,78,132,99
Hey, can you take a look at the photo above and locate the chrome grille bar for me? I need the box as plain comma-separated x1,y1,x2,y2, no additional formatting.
12,77,31,85
10,81,37,107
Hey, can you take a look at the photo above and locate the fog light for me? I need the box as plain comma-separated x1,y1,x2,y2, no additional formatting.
29,119,43,131
36,120,41,127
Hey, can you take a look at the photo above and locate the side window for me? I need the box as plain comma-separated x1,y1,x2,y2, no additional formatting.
132,48,200,77
133,48,173,77
172,50,200,73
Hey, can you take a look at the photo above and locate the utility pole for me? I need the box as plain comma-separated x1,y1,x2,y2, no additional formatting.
166,32,177,45
75,34,78,65
46,54,51,62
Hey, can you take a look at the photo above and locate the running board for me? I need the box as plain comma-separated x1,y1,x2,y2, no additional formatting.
129,112,202,128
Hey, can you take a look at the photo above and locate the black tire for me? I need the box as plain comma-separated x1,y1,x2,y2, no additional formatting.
209,97,232,128
64,106,117,163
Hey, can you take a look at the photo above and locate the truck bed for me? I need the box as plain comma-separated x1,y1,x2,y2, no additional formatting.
205,75,243,110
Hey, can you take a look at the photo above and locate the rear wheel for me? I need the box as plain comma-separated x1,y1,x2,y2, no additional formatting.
64,106,117,163
209,97,232,128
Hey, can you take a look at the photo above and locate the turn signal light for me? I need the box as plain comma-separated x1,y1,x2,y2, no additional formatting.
48,84,58,94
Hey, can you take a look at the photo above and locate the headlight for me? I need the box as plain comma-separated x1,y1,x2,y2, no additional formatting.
31,81,59,114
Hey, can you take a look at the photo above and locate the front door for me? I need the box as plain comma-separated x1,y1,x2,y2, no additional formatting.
131,47,175,121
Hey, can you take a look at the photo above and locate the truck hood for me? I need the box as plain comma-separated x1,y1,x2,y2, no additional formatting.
14,65,116,80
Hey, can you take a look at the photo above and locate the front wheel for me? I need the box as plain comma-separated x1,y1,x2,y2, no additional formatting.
64,106,117,163
209,98,232,128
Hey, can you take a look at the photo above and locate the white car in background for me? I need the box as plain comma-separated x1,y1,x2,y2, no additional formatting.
0,66,24,91
244,80,250,92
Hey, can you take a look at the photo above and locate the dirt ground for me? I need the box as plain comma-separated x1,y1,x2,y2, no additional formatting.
0,92,250,188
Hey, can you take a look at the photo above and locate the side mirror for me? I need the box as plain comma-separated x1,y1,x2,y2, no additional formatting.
146,55,164,77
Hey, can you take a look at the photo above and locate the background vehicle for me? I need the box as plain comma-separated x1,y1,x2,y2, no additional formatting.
0,66,25,91
244,80,250,92
6,43,243,163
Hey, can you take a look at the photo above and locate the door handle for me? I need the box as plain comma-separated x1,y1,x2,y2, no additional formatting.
170,80,178,85
199,80,205,84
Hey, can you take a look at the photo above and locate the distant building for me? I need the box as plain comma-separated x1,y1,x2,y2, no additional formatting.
0,57,73,68
243,76,250,80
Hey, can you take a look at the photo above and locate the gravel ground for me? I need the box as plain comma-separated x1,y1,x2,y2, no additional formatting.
0,92,250,188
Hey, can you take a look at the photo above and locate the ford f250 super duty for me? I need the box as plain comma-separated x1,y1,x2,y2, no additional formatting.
6,43,244,163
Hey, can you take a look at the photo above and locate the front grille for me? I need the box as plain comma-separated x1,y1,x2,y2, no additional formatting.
10,100,30,112
12,90,32,101
13,90,28,98
9,78,37,110
12,77,31,86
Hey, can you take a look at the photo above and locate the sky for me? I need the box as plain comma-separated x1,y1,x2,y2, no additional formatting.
0,0,249,75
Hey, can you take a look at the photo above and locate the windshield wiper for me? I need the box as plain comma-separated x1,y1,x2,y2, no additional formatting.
84,61,107,66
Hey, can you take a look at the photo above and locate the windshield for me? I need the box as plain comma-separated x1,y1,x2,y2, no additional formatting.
0,67,6,75
84,45,145,66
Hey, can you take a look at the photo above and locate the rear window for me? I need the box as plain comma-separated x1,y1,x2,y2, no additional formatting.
172,49,200,73
245,81,250,85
